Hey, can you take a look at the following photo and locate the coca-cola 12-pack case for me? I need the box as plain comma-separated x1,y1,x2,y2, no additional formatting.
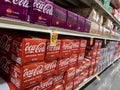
10,61,44,90
29,0,53,26
0,0,29,21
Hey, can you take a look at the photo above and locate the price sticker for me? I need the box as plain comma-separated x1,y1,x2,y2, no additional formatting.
104,39,107,45
95,74,101,81
90,37,94,45
112,63,115,67
50,30,58,46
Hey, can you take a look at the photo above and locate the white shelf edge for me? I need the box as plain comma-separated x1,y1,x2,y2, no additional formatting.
0,18,119,41
75,55,120,90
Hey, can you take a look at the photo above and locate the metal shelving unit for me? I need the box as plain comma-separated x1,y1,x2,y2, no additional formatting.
75,55,120,90
0,18,119,41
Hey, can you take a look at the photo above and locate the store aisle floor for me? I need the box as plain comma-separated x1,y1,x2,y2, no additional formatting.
84,59,120,90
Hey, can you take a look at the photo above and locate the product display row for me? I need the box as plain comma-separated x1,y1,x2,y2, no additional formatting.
0,31,120,90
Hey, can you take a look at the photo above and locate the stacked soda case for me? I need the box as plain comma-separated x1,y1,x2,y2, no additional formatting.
97,41,120,73
0,31,120,90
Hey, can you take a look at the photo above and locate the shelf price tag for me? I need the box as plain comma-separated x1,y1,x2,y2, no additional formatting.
104,39,107,45
50,30,58,46
90,37,94,45
95,74,101,81
112,63,115,67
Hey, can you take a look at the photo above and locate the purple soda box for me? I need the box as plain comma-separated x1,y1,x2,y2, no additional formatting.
51,4,67,28
66,11,77,30
0,0,29,22
0,0,29,8
76,15,85,32
29,0,53,26
84,19,91,33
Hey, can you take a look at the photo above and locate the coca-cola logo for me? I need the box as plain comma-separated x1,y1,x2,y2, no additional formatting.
0,34,12,52
47,42,60,51
25,42,45,53
44,61,57,71
62,42,72,50
66,83,73,90
41,78,53,89
68,70,75,78
23,65,43,78
54,73,64,82
69,55,77,63
72,42,79,48
0,56,11,74
5,0,29,8
33,0,53,15
31,86,40,90
59,59,69,67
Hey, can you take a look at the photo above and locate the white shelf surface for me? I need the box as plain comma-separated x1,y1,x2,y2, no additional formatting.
0,18,119,41
75,55,120,90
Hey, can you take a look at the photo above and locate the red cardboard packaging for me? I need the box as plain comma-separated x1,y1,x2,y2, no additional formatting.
45,40,61,60
69,54,78,68
59,40,72,58
10,61,44,90
52,84,64,90
40,77,54,90
75,65,83,77
53,72,64,86
43,60,57,79
0,54,12,80
56,58,69,75
64,67,75,83
72,40,80,54
65,81,73,90
11,35,46,65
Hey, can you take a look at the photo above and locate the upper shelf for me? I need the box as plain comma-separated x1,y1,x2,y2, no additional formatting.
0,18,119,41
54,0,120,26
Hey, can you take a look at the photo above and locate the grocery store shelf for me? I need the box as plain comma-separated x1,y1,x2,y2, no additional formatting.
0,18,119,41
59,0,120,26
75,55,120,90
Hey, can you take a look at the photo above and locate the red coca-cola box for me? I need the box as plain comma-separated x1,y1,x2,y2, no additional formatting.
64,81,73,90
53,72,64,86
0,54,12,80
72,40,80,54
40,77,54,90
69,54,78,68
11,35,47,65
43,60,57,79
0,31,13,55
82,59,91,71
73,75,81,89
10,61,44,90
77,53,85,64
88,67,94,77
28,77,54,90
56,58,69,75
52,84,64,90
59,39,73,58
79,39,87,49
64,67,75,83
45,40,61,60
75,65,83,77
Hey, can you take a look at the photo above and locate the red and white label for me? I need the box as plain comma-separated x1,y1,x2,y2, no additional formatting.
69,54,78,68
72,40,79,54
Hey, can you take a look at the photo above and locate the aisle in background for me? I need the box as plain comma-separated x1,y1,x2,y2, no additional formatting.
84,59,120,90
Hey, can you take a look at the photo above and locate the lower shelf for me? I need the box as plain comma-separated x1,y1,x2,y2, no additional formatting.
75,56,120,90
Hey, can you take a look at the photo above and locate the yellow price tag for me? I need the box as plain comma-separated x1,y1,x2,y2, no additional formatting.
50,30,58,46
104,39,107,45
112,63,115,67
90,38,94,45
96,74,101,81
